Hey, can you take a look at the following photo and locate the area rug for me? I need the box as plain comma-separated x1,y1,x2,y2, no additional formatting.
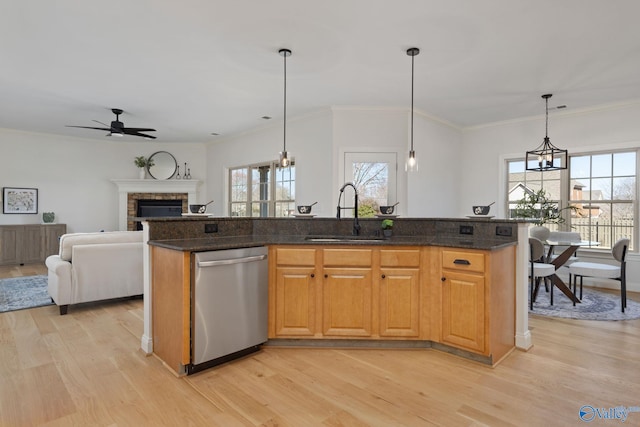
530,287,640,321
0,275,53,313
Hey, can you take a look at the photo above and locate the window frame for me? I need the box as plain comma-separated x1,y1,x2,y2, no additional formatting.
228,159,296,217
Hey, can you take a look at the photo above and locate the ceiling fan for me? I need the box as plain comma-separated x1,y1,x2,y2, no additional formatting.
67,108,157,139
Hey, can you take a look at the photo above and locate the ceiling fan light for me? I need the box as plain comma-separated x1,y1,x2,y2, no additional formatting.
108,131,123,137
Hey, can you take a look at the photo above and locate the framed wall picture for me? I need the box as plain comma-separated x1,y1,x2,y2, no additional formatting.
2,187,38,214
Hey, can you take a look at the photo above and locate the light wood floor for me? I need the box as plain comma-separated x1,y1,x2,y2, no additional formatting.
2,264,639,426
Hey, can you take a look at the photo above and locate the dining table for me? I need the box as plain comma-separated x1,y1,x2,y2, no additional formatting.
541,239,600,304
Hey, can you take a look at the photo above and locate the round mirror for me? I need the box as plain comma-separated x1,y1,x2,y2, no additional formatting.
147,151,177,180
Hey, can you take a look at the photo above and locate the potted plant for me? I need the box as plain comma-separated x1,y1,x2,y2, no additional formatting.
381,219,394,237
134,156,154,179
513,189,575,240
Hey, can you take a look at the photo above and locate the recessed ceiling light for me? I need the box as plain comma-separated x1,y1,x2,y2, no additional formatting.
211,132,219,136
262,116,272,120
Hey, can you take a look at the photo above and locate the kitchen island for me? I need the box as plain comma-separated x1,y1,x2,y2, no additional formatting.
142,217,530,374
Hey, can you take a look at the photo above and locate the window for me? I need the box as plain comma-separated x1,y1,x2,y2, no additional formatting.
229,160,295,217
506,149,637,251
343,152,397,218
569,152,636,250
506,160,564,232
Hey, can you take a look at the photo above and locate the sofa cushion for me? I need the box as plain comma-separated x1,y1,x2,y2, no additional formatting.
59,231,143,262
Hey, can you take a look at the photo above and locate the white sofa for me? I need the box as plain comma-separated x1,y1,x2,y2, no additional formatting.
45,231,144,315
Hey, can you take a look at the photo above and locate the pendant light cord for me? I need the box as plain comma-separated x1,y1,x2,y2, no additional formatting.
283,50,287,153
545,94,549,139
410,52,414,151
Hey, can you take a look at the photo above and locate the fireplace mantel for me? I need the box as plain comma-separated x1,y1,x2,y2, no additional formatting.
111,179,202,230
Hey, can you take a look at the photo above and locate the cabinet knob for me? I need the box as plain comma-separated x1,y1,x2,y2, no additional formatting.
381,274,386,279
324,274,328,278
310,273,315,278
441,277,446,282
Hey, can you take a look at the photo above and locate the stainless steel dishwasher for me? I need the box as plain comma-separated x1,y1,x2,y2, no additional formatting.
189,246,268,374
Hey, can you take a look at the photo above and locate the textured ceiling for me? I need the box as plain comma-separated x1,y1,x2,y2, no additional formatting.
1,0,640,143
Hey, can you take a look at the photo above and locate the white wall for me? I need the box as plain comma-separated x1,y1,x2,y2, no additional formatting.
207,107,461,218
0,128,207,232
407,112,462,217
205,110,333,217
459,101,640,291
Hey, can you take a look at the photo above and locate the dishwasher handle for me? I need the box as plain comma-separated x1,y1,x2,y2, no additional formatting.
197,254,267,268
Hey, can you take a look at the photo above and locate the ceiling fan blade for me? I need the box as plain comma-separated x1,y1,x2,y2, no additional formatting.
92,119,111,128
66,125,111,131
128,132,157,139
123,127,156,132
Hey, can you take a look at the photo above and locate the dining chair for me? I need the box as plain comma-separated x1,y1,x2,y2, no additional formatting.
529,237,557,310
569,238,630,312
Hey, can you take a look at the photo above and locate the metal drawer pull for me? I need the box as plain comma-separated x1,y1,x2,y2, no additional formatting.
453,259,471,265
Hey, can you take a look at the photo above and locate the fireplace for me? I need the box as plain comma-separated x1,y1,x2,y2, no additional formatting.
127,192,188,231
135,199,183,230
111,179,201,231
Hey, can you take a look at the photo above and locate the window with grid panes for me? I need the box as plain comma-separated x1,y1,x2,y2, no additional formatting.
506,149,637,251
229,160,295,217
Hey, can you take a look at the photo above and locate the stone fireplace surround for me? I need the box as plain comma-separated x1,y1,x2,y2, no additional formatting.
128,193,187,231
111,179,201,231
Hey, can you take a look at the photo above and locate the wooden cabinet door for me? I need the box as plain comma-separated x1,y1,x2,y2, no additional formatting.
20,225,42,264
0,227,19,265
43,224,66,259
322,267,373,337
379,267,420,337
274,266,317,336
441,270,485,353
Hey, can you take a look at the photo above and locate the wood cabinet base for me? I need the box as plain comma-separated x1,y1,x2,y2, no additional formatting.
265,338,508,366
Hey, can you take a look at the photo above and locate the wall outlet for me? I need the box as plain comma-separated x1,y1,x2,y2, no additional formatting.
204,223,218,233
459,225,474,235
496,225,512,237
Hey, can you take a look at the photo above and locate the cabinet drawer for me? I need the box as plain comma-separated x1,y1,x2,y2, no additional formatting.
442,250,485,273
323,248,372,267
276,248,316,266
380,249,420,267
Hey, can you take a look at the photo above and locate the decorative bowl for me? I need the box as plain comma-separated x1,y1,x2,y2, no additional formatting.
297,205,313,214
472,205,491,215
380,205,395,215
189,204,206,214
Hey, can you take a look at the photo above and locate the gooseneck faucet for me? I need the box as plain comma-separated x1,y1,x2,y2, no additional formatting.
336,182,360,235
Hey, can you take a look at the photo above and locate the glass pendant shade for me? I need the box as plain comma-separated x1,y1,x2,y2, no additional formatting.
279,150,290,167
405,150,418,172
526,94,568,171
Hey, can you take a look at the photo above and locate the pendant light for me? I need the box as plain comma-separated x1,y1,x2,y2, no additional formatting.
525,94,568,171
405,47,420,172
278,48,292,168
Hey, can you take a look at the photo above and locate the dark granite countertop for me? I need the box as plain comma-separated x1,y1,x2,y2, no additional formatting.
148,234,517,252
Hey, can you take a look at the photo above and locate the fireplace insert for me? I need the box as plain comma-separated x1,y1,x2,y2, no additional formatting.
135,199,183,230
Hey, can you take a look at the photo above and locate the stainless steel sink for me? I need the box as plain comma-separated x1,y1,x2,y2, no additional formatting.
305,235,386,242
